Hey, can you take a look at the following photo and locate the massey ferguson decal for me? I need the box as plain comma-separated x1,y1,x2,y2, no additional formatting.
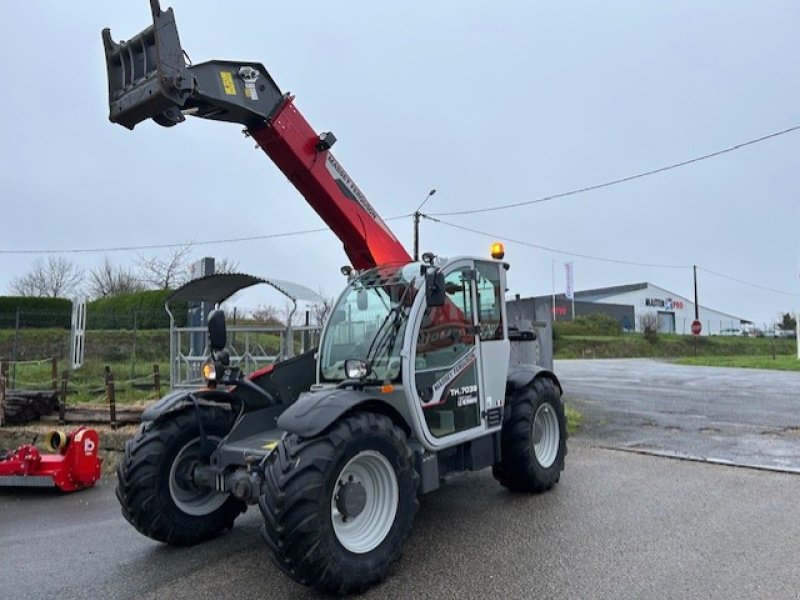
422,347,477,408
325,154,399,241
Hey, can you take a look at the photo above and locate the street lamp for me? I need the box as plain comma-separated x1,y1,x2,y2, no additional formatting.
413,189,436,261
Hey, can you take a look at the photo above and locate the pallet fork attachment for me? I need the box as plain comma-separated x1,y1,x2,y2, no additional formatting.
102,0,284,130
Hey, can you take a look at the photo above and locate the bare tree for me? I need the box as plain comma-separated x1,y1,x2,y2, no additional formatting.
9,256,84,298
89,257,145,298
250,304,283,327
214,257,240,274
136,244,193,290
311,293,334,326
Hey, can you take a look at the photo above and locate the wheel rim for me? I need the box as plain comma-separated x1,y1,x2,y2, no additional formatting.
330,450,399,554
168,435,228,516
532,403,560,468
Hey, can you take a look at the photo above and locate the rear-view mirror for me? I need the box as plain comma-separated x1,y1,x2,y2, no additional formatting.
207,309,227,351
425,270,446,307
357,289,369,311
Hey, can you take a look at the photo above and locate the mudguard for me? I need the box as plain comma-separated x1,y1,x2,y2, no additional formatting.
141,388,236,423
506,366,562,396
277,387,400,438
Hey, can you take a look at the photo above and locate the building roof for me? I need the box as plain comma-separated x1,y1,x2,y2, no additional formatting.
524,281,750,323
574,282,648,301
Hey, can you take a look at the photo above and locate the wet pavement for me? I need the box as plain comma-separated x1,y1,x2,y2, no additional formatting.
558,358,800,472
2,358,800,598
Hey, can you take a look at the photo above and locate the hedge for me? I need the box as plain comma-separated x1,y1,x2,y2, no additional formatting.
0,296,72,313
87,289,187,329
0,297,72,328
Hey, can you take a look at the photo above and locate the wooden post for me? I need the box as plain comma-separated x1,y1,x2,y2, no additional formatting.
0,360,7,427
59,370,69,425
153,364,162,397
51,357,58,391
106,367,117,430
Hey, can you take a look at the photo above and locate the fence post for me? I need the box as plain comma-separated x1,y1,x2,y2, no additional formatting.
51,357,58,391
59,370,69,425
106,366,117,430
0,360,7,427
153,364,162,397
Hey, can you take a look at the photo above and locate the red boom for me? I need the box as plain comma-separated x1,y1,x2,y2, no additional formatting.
249,98,411,270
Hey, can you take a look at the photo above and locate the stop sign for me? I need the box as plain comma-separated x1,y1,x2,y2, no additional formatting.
691,320,702,335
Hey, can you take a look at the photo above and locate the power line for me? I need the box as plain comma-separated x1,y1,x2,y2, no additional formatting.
426,215,800,299
0,214,413,255
697,266,800,299
428,124,800,217
423,215,690,268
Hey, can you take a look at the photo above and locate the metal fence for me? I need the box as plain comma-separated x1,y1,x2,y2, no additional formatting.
0,309,321,393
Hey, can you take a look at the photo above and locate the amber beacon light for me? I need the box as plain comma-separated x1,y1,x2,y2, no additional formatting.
490,242,505,260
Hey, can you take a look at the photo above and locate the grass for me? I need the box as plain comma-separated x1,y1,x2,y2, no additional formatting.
554,332,797,360
565,405,582,435
674,355,800,371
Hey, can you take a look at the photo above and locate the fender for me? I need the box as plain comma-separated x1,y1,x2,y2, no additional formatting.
506,366,563,396
277,387,407,438
141,388,236,423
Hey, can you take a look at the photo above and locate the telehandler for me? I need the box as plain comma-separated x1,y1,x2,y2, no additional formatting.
103,2,566,593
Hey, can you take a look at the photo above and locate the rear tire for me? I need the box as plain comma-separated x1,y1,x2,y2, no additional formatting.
116,406,246,545
493,377,567,493
260,412,418,595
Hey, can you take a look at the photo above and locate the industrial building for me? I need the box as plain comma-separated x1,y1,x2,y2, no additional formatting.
509,282,749,336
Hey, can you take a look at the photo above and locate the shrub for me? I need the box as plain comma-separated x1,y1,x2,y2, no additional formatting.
88,290,187,330
554,313,622,337
0,296,72,329
639,313,659,343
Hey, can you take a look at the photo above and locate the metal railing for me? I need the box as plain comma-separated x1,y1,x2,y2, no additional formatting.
169,324,322,388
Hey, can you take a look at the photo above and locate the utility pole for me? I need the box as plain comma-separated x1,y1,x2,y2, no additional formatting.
693,265,699,356
551,259,556,322
413,189,436,261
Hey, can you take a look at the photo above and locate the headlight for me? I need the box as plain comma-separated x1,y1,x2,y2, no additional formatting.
344,359,370,380
202,361,217,381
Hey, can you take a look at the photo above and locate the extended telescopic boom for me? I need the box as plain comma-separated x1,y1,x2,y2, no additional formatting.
102,0,410,270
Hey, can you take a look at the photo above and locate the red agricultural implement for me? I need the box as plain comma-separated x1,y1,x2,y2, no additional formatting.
0,427,102,492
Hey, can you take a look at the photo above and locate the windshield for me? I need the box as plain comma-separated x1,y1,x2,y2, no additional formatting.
320,263,422,382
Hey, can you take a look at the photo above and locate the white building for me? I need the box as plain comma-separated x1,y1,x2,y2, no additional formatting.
575,282,749,335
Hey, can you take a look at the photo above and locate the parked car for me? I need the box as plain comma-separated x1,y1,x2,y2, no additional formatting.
714,328,744,336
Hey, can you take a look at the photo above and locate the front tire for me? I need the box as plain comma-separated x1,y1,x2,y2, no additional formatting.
260,412,419,595
493,377,567,492
116,406,246,545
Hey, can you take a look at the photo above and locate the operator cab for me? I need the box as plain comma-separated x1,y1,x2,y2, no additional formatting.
316,254,510,450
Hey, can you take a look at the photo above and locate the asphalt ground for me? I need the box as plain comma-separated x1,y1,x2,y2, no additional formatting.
557,358,800,472
1,359,799,599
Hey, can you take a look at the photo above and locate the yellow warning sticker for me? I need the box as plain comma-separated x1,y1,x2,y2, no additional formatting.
220,71,237,96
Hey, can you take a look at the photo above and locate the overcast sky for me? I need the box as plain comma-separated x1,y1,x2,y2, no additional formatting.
1,1,798,325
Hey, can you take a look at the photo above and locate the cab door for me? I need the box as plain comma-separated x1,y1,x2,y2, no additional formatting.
412,263,482,439
472,260,510,426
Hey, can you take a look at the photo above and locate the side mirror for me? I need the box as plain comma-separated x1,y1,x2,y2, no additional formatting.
425,270,446,307
356,289,369,311
207,309,227,351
